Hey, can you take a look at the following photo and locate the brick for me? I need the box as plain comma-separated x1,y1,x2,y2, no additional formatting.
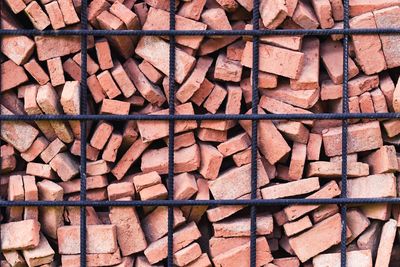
201,8,232,32
0,105,39,152
135,36,196,84
133,171,162,192
141,144,200,175
209,160,269,200
133,2,148,26
123,59,166,106
63,58,81,81
289,214,348,262
283,216,313,237
273,257,300,267
139,183,168,201
313,250,373,267
307,161,369,177
321,75,379,100
23,175,38,220
217,133,251,157
382,119,400,137
2,251,26,267
242,42,304,79
361,203,391,221
69,140,99,161
357,221,381,257
359,92,375,120
371,88,389,113
164,132,196,151
375,219,397,267
214,53,243,82
109,199,147,255
174,172,198,200
90,121,113,150
290,38,320,90
202,84,227,114
176,57,213,103
212,237,273,267
287,143,307,180
41,138,66,163
186,253,212,267
349,0,400,17
88,0,110,27
312,204,339,223
5,0,26,13
21,137,49,162
260,0,288,29
60,81,81,138
1,60,29,91
227,40,245,61
49,152,78,182
59,176,107,195
110,1,139,30
25,1,50,30
292,1,320,29
72,53,99,76
138,60,163,84
106,182,134,201
58,0,79,25
380,73,395,111
142,207,186,242
362,145,398,174
47,57,65,86
97,70,121,99
112,138,150,179
7,175,24,221
310,0,334,28
101,133,122,162
209,237,250,258
1,220,40,250
346,208,370,243
261,177,320,199
174,243,202,267
36,83,74,143
1,34,35,66
199,143,223,180
58,225,118,254
61,250,122,267
87,159,111,176
322,121,383,157
95,38,113,70
346,173,396,198
320,40,359,84
23,58,50,85
45,1,65,29
26,162,56,179
284,181,341,221
22,233,55,267
213,213,273,237
110,61,136,98
144,222,201,264
350,12,386,75
34,35,82,61
177,0,206,20
275,121,309,144
137,103,196,142
306,133,322,160
100,99,131,115
197,128,227,142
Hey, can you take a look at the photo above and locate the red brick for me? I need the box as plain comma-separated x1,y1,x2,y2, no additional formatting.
21,136,49,162
95,38,113,70
273,257,300,267
306,133,322,161
283,216,313,237
101,133,122,162
174,172,198,200
199,143,223,180
26,162,56,179
313,250,372,267
139,183,168,201
34,35,82,61
2,251,26,267
97,70,121,99
111,61,136,98
58,0,80,25
45,1,65,29
138,60,163,85
134,2,149,26
287,142,307,180
107,182,134,201
59,175,108,194
312,204,339,223
201,7,232,33
2,34,35,66
375,219,397,267
25,1,50,30
61,250,122,267
69,140,99,161
63,58,81,81
88,0,110,27
72,53,99,76
90,121,113,150
186,253,212,267
349,0,400,17
362,145,398,174
173,243,202,267
259,0,287,29
261,177,320,199
213,213,273,237
177,0,206,20
7,175,24,221
292,1,320,29
307,161,369,177
87,159,111,176
347,208,370,243
22,175,38,221
58,225,118,254
214,53,243,82
22,233,55,267
310,0,334,28
110,1,139,30
133,171,162,192
60,81,81,139
23,58,50,85
5,0,26,14
100,99,131,115
49,152,79,181
346,173,396,198
47,57,65,86
1,60,29,91
1,220,40,250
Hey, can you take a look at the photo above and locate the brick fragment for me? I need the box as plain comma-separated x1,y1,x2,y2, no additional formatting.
346,173,396,198
177,0,206,20
289,214,348,262
87,159,111,176
275,121,309,144
273,257,300,267
375,219,397,267
292,1,319,29
45,1,65,29
1,220,40,250
217,133,251,157
261,177,320,199
60,81,81,138
214,53,243,82
260,0,288,29
102,133,122,162
1,60,29,91
201,8,232,32
107,182,134,201
288,143,306,180
313,250,373,267
242,42,304,79
139,183,168,201
209,160,269,200
2,251,26,267
21,137,49,162
1,34,35,66
58,225,118,254
22,233,55,267
88,0,110,27
47,57,65,86
174,243,202,267
362,145,398,174
25,1,51,30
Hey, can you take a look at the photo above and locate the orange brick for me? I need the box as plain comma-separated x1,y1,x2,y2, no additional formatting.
49,152,79,181
24,58,50,85
90,121,113,150
2,33,35,66
111,61,136,98
307,133,322,161
174,172,198,200
69,140,99,161
201,8,231,31
45,1,66,29
5,0,26,14
307,161,369,177
138,60,163,84
47,57,65,86
1,220,40,250
310,0,334,28
213,213,273,237
60,81,81,139
375,219,397,267
58,0,80,25
107,182,134,201
347,173,396,198
133,171,162,192
173,243,202,267
97,70,121,99
261,177,320,199
25,1,50,30
214,53,243,82
7,175,24,221
380,73,395,112
87,160,111,176
283,216,313,237
21,136,49,162
312,204,339,223
260,0,287,29
95,38,114,70
199,143,223,180
102,133,123,162
88,0,110,27
1,60,29,91
362,145,398,174
72,53,99,76
34,35,82,61
100,99,131,115
26,162,56,179
347,208,370,243
22,233,55,266
288,143,307,180
177,0,206,20
110,1,139,30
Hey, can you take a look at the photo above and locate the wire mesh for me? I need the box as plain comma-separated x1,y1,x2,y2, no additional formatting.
0,0,399,266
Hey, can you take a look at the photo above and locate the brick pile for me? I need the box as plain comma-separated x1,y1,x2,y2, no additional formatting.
1,0,400,266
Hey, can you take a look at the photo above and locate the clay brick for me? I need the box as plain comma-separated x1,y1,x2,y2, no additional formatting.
260,0,288,29
174,172,198,200
133,2,148,26
58,0,79,25
320,40,359,84
40,139,66,164
69,140,100,161
139,183,168,201
0,105,39,152
97,70,121,99
1,220,40,250
49,152,79,181
306,133,322,160
112,138,150,179
95,38,113,70
34,35,82,61
90,121,113,150
26,162,56,179
109,199,147,255
101,133,122,162
135,36,196,84
213,213,273,237
313,250,373,267
1,60,29,91
59,175,107,195
133,171,162,192
23,58,50,85
217,133,251,157
261,177,320,199
199,143,223,180
361,203,391,221
371,88,389,113
123,58,166,106
47,57,65,86
63,58,81,81
7,175,24,221
357,221,381,257
142,207,186,242
176,57,213,103
22,175,38,220
382,119,400,137
197,128,227,142
174,243,202,267
60,81,81,138
201,8,232,31
25,1,50,30
362,145,398,174
186,253,212,267
137,103,197,142
100,99,131,115
227,40,245,61
312,204,339,223
2,34,35,66
289,38,319,90
214,53,243,82
322,121,383,157
375,219,397,267
110,1,139,30
144,222,201,264
275,121,309,145
21,136,49,162
379,73,395,111
58,225,118,254
36,83,74,143
110,61,136,98
61,250,122,267
209,160,269,200
350,12,387,75
106,182,134,201
88,0,110,27
284,181,341,221
45,1,65,29
242,42,304,79
321,75,379,100
87,159,111,176
349,0,400,17
138,60,163,84
212,237,273,267
310,0,334,28
5,0,26,14
346,173,396,198
359,92,375,121
209,237,249,258
177,0,206,20
72,53,99,76
346,208,370,243
3,251,26,267
283,216,313,237
292,1,320,29
287,143,306,180
22,233,55,267
307,161,369,177
289,213,347,262
164,132,196,151
273,257,300,267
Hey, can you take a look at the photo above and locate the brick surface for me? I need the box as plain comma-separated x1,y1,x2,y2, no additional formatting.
1,220,40,250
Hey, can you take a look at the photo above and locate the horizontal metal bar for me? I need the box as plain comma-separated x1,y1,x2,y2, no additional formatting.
0,112,399,121
1,28,400,37
0,198,399,207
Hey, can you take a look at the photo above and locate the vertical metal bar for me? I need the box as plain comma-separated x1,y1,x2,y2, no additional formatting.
250,0,261,266
167,0,176,266
80,0,89,266
341,0,350,266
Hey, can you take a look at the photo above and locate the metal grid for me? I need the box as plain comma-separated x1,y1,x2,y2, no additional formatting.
0,0,400,266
